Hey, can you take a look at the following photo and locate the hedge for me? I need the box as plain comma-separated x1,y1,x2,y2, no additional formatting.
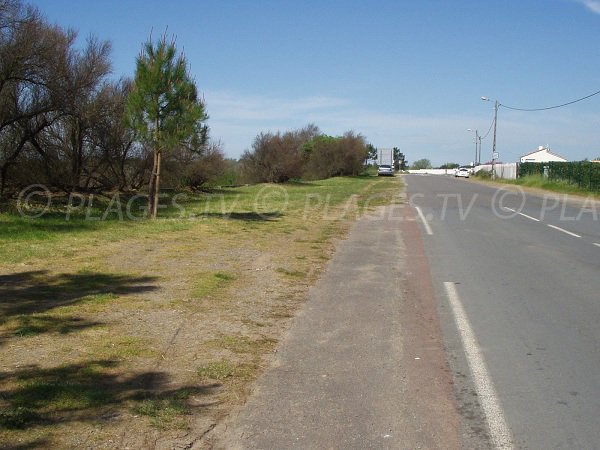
519,161,600,192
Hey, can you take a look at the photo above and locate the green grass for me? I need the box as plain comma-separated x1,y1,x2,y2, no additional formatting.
0,361,117,429
0,176,401,265
491,174,599,198
92,336,155,360
196,360,237,380
134,393,191,430
208,334,277,355
192,272,236,299
196,360,256,382
11,314,98,337
276,267,306,278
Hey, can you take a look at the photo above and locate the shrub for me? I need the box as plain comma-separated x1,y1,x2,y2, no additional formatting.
238,125,320,184
302,131,368,180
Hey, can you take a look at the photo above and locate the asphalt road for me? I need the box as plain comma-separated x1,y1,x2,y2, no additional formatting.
407,174,600,449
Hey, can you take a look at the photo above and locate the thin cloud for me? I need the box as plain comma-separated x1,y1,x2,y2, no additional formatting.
573,0,600,14
204,90,489,160
205,91,349,122
203,90,600,164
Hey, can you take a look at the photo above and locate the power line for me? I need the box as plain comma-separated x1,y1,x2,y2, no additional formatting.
480,109,495,140
500,88,600,111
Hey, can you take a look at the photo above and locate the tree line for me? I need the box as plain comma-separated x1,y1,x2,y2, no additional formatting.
0,0,225,200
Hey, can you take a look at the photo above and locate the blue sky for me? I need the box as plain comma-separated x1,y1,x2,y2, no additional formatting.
29,0,600,165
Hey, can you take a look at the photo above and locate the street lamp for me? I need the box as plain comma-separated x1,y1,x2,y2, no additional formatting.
467,128,481,166
481,97,500,180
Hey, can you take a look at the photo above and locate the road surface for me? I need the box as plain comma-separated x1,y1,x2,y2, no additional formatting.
407,174,600,449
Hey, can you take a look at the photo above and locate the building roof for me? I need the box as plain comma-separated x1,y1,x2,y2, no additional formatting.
520,146,567,161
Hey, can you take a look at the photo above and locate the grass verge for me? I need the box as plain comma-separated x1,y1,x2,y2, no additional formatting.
0,175,403,448
474,173,600,198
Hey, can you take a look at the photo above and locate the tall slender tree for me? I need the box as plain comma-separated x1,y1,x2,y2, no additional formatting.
127,34,207,218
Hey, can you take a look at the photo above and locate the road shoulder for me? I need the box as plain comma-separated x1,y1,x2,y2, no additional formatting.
203,203,461,449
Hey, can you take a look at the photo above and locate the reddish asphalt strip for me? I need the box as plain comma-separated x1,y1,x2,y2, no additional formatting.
206,204,462,449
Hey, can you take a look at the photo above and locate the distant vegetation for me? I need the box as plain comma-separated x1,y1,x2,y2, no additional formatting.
410,158,433,170
238,125,370,184
438,162,460,169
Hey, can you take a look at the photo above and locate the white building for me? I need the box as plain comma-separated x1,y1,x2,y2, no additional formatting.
520,146,567,163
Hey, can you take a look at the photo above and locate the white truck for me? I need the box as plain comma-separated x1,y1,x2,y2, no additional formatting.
377,148,394,176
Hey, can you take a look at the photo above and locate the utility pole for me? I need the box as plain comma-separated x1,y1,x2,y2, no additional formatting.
468,128,479,166
491,100,498,180
474,129,479,166
481,97,500,180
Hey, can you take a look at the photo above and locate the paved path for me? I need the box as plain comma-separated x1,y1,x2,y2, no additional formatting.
210,204,464,449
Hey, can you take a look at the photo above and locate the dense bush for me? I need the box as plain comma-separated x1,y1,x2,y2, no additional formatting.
302,131,368,180
239,125,369,183
173,142,228,190
238,124,320,183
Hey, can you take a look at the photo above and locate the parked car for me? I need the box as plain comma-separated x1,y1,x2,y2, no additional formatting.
378,164,394,176
454,167,470,178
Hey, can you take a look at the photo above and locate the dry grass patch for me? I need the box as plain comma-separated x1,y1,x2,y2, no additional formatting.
0,175,403,448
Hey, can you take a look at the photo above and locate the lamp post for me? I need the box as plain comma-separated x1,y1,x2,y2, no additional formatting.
481,97,500,180
467,128,481,165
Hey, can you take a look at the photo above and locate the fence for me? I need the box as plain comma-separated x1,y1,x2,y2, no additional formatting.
474,163,518,180
519,161,600,191
407,169,456,175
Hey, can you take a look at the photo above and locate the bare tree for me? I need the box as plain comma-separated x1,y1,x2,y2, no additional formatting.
47,35,112,191
0,0,83,195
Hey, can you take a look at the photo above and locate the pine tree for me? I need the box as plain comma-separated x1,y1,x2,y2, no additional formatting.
127,35,207,218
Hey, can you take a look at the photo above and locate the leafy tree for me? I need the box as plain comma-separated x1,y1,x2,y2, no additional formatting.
366,143,378,162
127,34,207,218
393,147,407,171
411,158,432,170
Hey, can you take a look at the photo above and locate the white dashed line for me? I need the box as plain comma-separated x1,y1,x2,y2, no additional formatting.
503,207,590,241
502,207,539,222
517,212,540,222
547,224,581,238
594,243,600,248
414,206,433,235
443,282,513,450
